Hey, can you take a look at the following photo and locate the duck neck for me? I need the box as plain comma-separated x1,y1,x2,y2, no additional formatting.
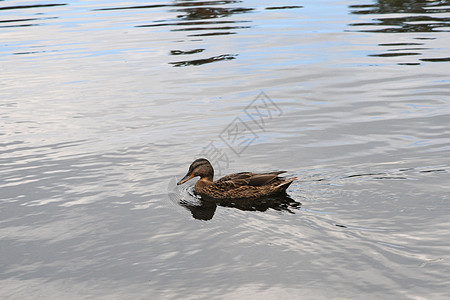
200,174,214,182
195,176,213,192
201,166,214,182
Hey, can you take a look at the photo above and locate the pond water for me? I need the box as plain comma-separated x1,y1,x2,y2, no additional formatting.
1,0,449,299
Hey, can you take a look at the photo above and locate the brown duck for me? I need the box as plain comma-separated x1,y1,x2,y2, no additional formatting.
177,158,297,199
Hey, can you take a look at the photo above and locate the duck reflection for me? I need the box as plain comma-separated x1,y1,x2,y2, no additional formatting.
179,194,301,221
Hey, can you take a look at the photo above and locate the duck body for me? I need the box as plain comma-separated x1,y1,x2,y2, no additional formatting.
177,158,296,200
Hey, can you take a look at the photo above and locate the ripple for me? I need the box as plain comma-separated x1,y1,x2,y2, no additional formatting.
169,53,237,67
93,1,243,11
265,6,303,10
1,0,450,298
347,0,450,64
369,52,422,57
170,48,205,55
420,56,450,62
0,4,67,11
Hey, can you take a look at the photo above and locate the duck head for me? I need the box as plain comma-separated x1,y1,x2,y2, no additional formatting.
177,158,214,185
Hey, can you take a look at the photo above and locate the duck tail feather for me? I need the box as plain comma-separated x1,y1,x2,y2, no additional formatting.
276,177,297,191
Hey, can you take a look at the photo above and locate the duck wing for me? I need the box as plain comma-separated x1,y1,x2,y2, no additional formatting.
216,171,286,187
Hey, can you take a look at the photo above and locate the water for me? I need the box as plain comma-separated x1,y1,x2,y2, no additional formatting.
1,0,449,299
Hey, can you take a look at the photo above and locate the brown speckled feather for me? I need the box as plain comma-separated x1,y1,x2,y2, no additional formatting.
216,171,286,186
177,159,296,200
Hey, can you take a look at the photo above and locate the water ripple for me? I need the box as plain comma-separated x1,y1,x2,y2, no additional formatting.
1,0,449,298
348,0,450,64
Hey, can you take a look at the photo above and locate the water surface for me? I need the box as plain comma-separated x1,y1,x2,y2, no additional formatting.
1,0,449,299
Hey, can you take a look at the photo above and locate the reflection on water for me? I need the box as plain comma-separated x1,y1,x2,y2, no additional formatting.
170,48,205,55
0,3,65,29
147,0,253,66
169,53,237,67
0,3,67,11
351,4,450,30
96,0,254,66
349,0,450,63
173,188,301,220
265,6,303,10
1,0,450,298
174,5,253,21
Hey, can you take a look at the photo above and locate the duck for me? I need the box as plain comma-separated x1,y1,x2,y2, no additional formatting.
177,158,297,200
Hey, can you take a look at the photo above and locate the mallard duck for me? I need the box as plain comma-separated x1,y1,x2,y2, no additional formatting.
177,158,297,199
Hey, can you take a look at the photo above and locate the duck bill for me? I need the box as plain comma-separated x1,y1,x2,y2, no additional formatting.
177,173,194,185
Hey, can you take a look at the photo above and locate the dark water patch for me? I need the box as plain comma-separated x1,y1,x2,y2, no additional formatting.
93,1,254,21
171,25,251,32
373,176,407,180
334,223,388,232
419,169,447,173
378,43,424,46
169,53,237,66
93,4,167,11
420,57,450,62
170,49,205,55
386,48,429,52
136,20,249,28
13,51,40,55
348,0,450,34
175,7,254,21
0,18,40,23
397,62,421,65
93,1,242,11
0,3,67,11
0,10,59,29
132,1,252,67
344,173,386,179
265,6,303,10
0,24,40,28
386,48,428,51
348,16,450,33
187,31,236,36
12,48,60,56
349,3,450,66
414,37,436,40
369,52,422,57
347,0,450,70
349,1,450,15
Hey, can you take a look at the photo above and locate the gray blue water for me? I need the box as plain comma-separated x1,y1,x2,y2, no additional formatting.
1,0,449,299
